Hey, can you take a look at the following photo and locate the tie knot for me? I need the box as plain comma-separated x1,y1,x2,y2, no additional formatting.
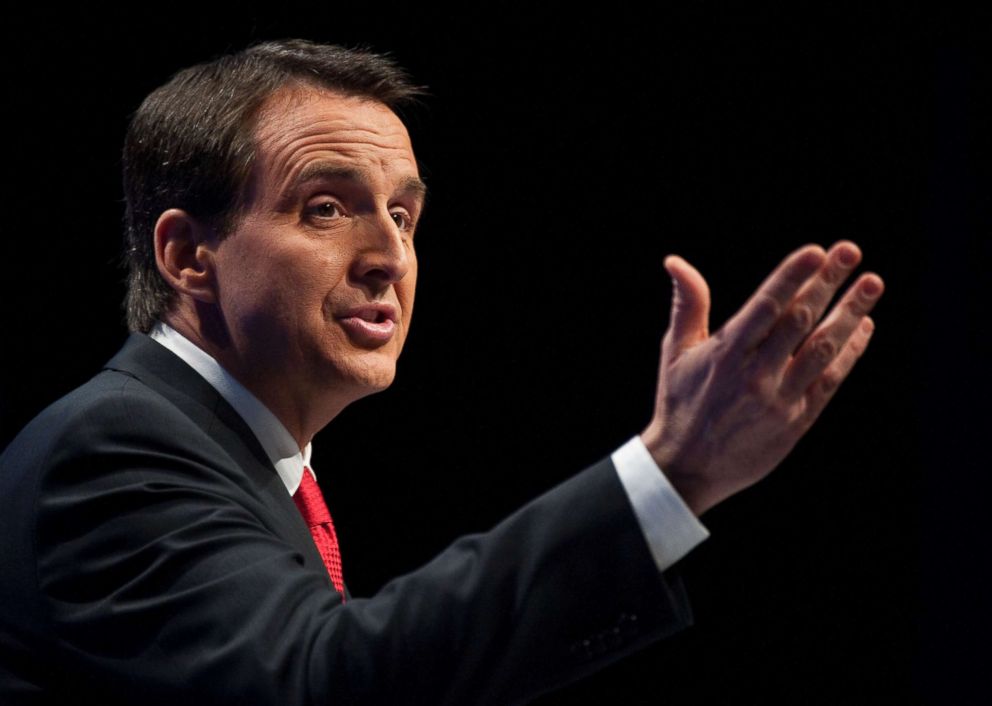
293,468,332,526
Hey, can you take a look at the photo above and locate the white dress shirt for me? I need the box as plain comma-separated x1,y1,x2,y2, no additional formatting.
149,322,708,572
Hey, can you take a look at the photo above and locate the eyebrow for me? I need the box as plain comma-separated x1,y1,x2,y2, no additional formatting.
277,163,428,211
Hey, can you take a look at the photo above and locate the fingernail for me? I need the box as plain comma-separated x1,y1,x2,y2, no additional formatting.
862,278,882,297
839,247,858,266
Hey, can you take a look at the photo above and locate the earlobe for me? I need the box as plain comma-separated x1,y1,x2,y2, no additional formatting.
154,209,218,304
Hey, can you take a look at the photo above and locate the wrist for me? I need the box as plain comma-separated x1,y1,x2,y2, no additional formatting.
639,429,717,517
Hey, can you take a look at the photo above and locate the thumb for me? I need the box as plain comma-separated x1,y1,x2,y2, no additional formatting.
663,255,711,353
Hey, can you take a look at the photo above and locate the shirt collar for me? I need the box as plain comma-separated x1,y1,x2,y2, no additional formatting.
149,322,313,495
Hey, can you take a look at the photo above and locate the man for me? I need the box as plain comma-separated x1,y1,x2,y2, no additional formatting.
0,39,883,704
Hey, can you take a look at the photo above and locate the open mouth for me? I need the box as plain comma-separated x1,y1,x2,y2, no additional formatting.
353,310,390,324
336,304,398,346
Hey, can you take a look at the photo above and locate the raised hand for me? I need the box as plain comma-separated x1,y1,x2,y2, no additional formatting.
640,241,884,516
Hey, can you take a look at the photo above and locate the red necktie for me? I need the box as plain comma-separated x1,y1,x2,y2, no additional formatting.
293,468,345,598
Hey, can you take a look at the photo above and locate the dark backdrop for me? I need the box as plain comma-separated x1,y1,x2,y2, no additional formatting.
2,6,987,705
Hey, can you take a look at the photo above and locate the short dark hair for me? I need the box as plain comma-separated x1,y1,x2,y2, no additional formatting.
122,39,426,332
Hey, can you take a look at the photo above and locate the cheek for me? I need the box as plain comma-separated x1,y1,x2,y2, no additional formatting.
267,245,349,311
399,286,416,333
216,248,315,329
223,259,288,312
312,252,353,317
401,257,418,312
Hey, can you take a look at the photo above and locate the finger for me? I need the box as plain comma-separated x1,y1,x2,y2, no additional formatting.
779,272,884,400
663,255,711,356
800,316,876,425
720,244,827,355
756,241,864,371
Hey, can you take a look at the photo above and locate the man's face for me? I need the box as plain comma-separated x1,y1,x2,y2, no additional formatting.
210,89,424,421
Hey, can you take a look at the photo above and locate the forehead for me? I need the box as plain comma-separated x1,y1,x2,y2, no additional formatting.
250,88,418,193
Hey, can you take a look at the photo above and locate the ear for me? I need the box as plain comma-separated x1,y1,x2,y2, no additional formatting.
154,209,218,304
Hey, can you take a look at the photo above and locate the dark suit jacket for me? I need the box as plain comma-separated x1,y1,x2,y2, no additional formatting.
0,333,693,705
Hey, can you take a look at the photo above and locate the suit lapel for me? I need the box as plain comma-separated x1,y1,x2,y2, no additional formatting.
102,333,332,586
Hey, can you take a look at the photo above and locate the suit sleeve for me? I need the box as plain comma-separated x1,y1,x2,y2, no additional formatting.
31,379,693,706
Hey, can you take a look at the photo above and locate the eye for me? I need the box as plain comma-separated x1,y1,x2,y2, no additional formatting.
305,199,345,222
390,209,414,232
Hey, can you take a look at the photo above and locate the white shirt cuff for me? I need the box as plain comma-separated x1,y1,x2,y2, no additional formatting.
611,436,710,572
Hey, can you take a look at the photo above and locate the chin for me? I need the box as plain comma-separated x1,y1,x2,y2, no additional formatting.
334,356,398,398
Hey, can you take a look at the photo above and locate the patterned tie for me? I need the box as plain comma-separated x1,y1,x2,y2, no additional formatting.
293,467,345,598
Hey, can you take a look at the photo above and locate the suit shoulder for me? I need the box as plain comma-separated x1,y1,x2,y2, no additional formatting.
1,369,212,484
12,366,197,435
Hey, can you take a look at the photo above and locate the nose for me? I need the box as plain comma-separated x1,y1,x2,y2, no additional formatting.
349,210,412,294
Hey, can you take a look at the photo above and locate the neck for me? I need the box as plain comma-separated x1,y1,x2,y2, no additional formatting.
161,310,349,449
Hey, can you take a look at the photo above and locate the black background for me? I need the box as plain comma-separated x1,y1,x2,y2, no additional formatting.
1,6,988,705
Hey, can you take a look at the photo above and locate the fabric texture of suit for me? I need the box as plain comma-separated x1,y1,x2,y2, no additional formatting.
0,333,693,705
